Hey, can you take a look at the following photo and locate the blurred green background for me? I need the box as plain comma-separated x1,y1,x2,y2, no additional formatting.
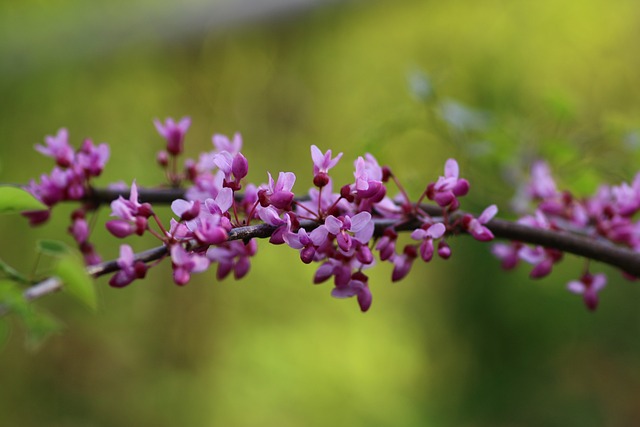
2,0,640,425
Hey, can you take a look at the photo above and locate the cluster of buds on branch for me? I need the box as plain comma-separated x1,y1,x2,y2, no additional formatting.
15,117,640,313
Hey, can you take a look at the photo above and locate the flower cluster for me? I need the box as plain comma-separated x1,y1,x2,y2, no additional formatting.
24,117,499,312
24,129,110,264
491,160,640,311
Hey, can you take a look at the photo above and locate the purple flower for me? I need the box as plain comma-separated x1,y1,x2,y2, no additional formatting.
258,172,296,210
77,139,110,177
207,239,258,280
491,242,521,270
170,244,210,286
528,161,559,200
311,145,342,187
427,158,469,208
611,173,640,216
259,206,288,240
518,245,562,279
110,181,145,221
213,151,248,190
171,199,201,221
69,216,89,243
212,133,243,155
411,222,446,262
567,273,607,311
315,212,374,253
109,244,147,288
331,272,372,312
35,128,75,168
194,214,229,245
154,117,191,156
352,154,384,199
463,204,497,242
106,182,153,237
376,228,398,261
391,245,417,282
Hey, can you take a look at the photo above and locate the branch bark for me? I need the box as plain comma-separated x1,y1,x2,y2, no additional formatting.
3,185,640,315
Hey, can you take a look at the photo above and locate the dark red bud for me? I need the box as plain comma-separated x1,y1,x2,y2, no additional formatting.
138,203,154,218
403,245,418,259
135,217,148,236
134,261,148,279
258,189,270,207
71,209,86,220
313,172,330,188
340,185,355,202
352,271,368,283
381,166,392,183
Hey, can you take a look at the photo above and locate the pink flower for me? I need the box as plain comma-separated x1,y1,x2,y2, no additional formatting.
411,222,446,262
567,273,607,311
315,212,374,253
109,244,147,288
427,158,469,208
463,204,497,242
207,240,258,280
171,199,201,221
77,139,110,177
212,133,243,155
170,244,210,286
352,154,384,199
311,145,342,187
331,272,372,312
35,128,75,168
376,228,398,261
528,161,559,200
491,242,521,270
391,245,417,282
258,172,296,210
106,181,153,238
154,117,191,156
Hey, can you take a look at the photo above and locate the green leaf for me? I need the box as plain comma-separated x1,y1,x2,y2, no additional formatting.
0,258,29,284
37,239,71,257
0,279,29,316
0,186,46,214
54,253,97,310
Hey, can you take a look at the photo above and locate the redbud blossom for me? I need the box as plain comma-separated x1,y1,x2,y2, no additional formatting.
463,205,497,242
154,117,191,156
311,145,342,187
411,222,446,262
427,158,469,208
259,172,296,210
170,244,209,286
567,273,606,311
212,132,243,155
109,244,147,288
35,128,75,168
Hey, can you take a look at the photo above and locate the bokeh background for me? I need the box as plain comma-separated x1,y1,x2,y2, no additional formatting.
2,0,640,425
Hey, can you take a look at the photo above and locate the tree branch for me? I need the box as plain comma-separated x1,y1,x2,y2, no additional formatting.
3,185,640,315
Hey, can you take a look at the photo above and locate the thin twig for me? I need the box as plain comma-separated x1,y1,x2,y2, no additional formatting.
3,186,640,315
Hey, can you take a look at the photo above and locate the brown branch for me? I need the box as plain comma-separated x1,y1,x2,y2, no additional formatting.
3,185,640,315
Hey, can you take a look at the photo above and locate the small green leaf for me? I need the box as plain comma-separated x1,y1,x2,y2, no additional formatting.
0,279,29,316
0,258,29,284
37,239,71,257
0,186,46,214
54,253,97,310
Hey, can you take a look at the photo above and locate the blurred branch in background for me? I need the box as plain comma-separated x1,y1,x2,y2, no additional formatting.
0,0,343,78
